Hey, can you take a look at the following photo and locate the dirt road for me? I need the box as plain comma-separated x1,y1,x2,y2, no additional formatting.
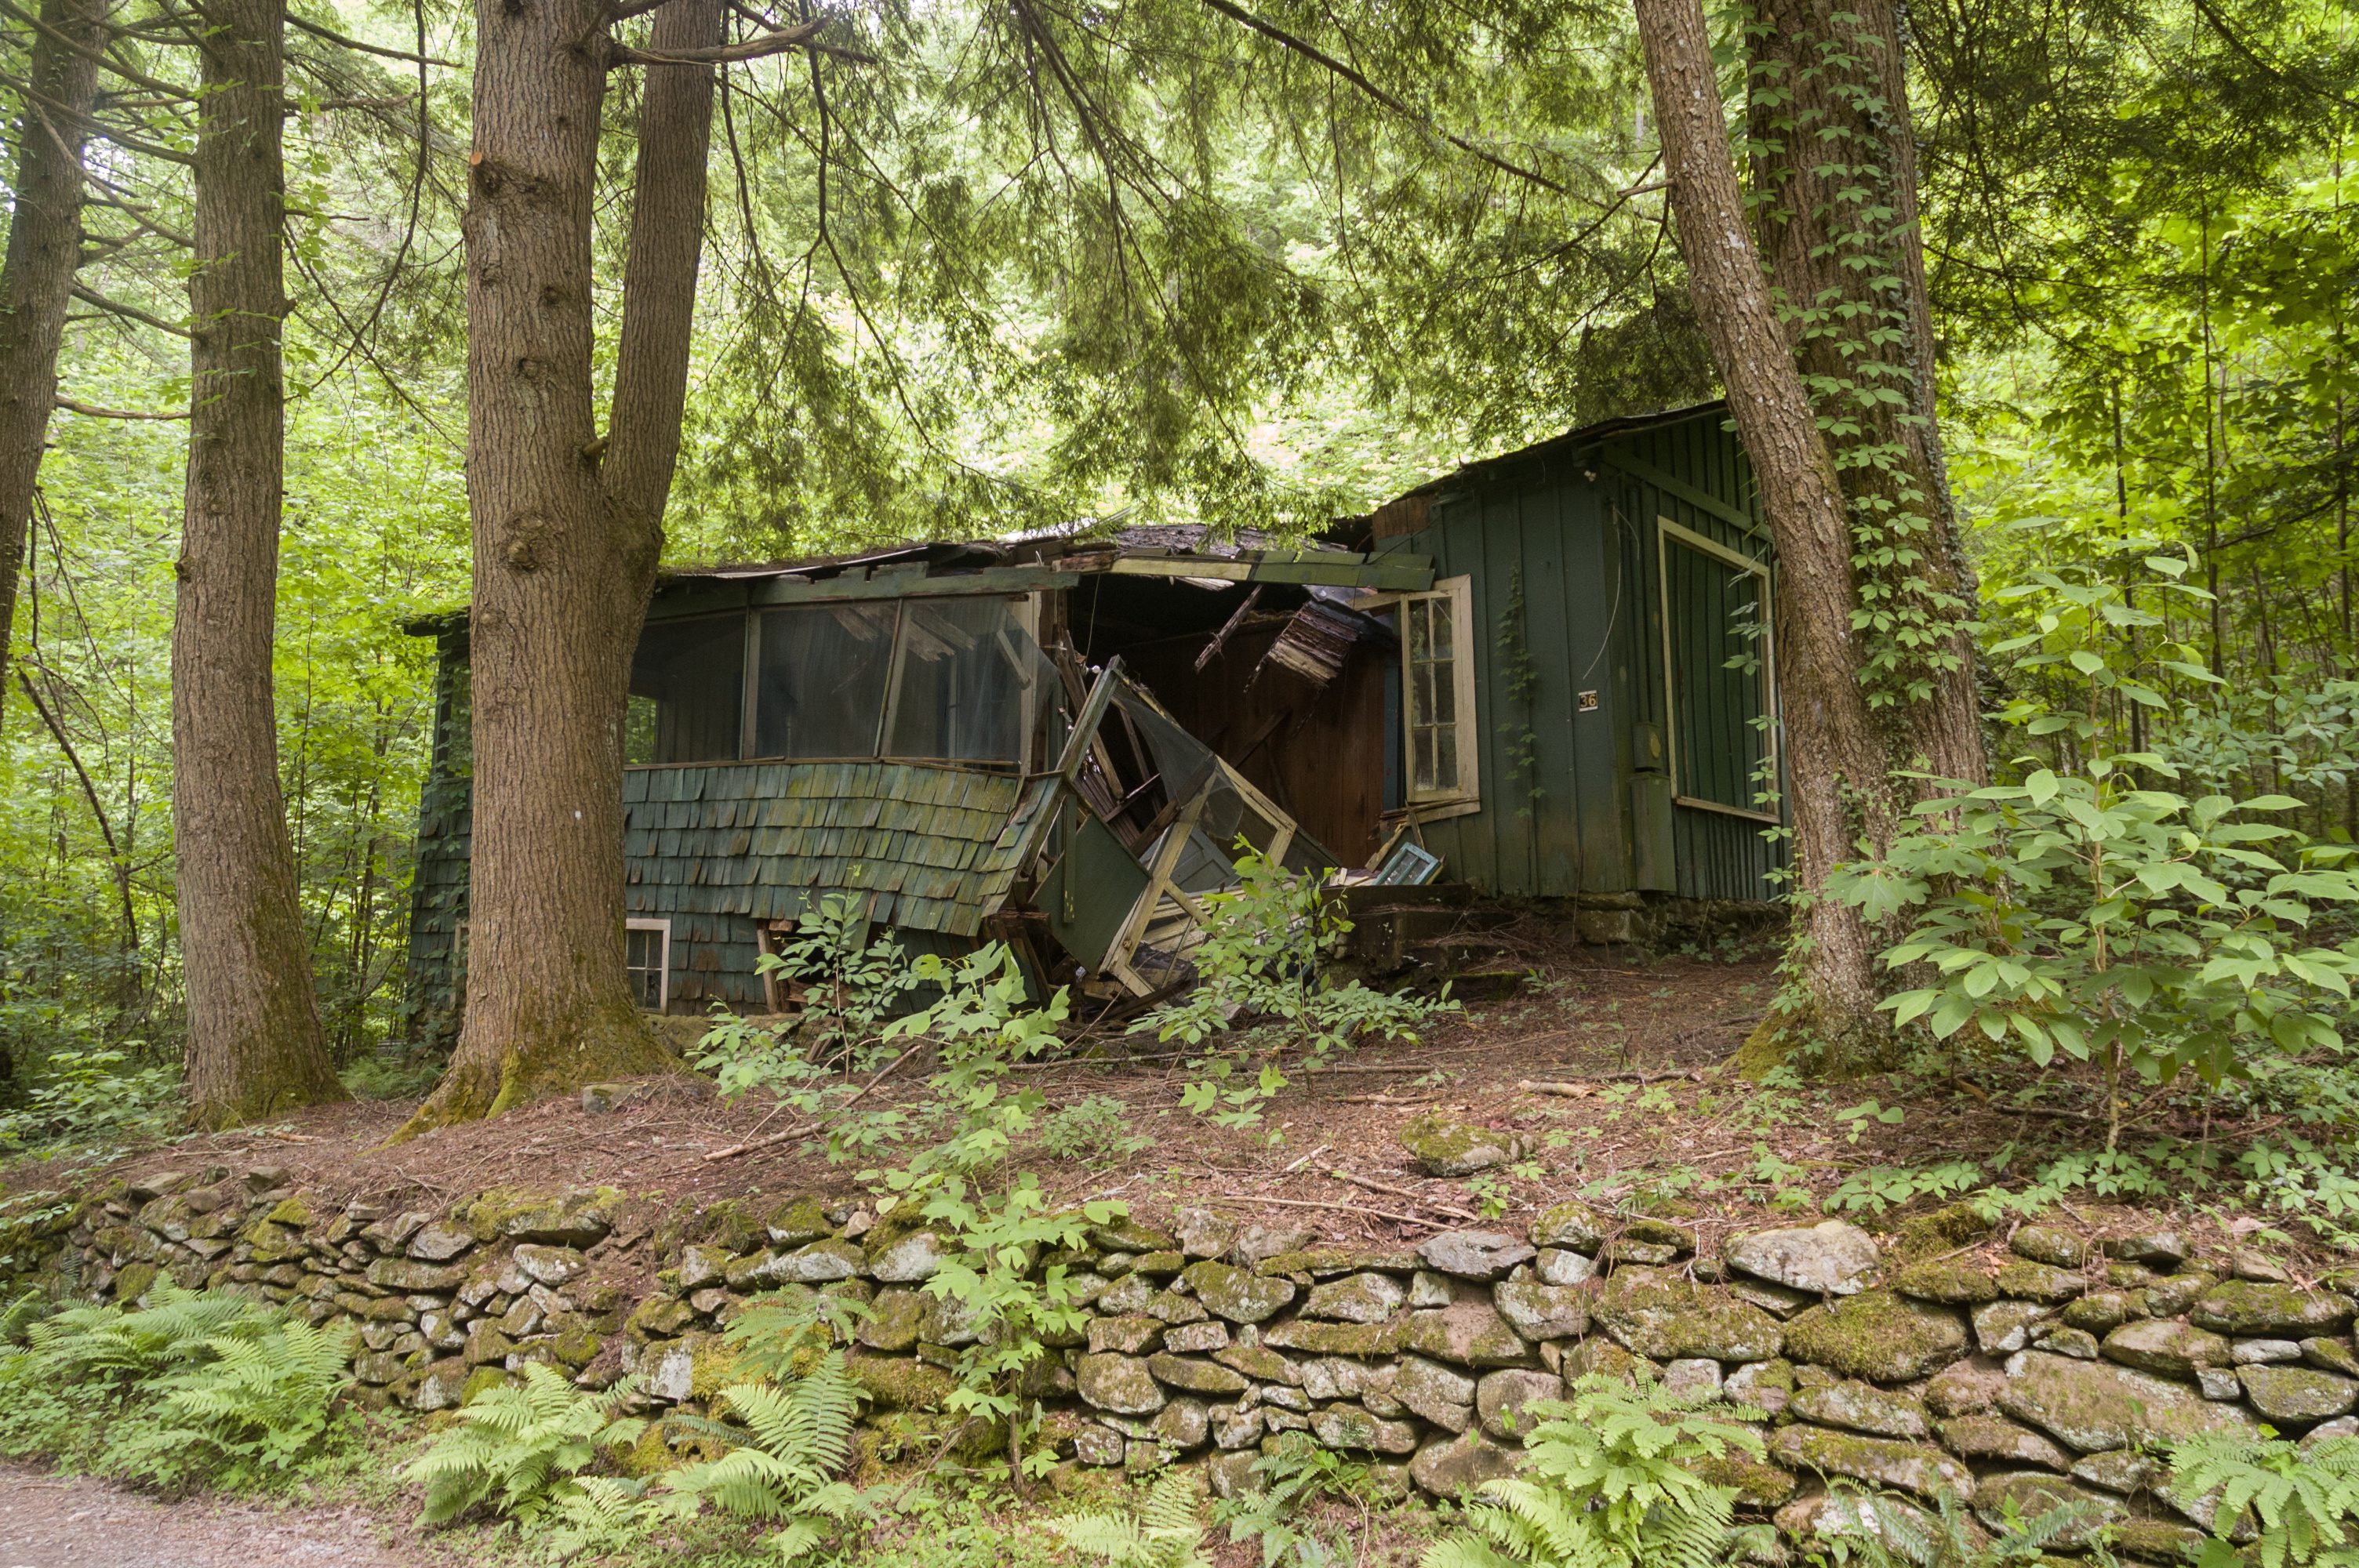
0,1466,445,1568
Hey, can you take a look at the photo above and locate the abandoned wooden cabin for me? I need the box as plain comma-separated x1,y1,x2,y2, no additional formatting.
394,400,1783,1048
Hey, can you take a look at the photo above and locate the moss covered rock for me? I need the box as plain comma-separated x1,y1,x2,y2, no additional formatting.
2099,1318,2230,1377
1183,1261,1298,1324
1408,1429,1517,1497
1993,1260,2085,1305
1688,1446,1798,1510
1769,1425,1973,1501
1595,1269,1782,1363
2238,1364,2358,1423
2190,1280,2354,1336
1891,1259,1997,1305
1398,1114,1528,1178
1996,1350,2260,1453
1782,1290,1968,1383
1397,1298,1531,1368
845,1350,956,1410
1528,1200,1608,1253
1790,1378,1928,1439
1725,1221,1880,1297
1303,1272,1406,1323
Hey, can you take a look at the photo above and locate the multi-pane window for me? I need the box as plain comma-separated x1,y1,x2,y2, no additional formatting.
1401,575,1476,803
624,920,669,1010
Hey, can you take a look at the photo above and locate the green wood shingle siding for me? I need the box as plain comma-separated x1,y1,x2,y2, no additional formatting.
396,754,1050,1036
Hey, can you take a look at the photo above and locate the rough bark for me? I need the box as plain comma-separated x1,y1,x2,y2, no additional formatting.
0,0,106,700
1634,0,1981,1066
398,0,724,1133
174,0,349,1125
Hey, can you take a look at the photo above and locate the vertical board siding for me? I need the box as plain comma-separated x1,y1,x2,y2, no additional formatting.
1398,406,1785,906
1601,415,1784,902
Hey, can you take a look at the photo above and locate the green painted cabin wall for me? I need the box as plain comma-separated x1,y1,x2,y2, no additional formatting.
1376,409,1785,905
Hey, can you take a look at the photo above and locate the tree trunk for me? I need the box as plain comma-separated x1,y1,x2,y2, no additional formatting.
0,0,106,701
1633,0,1983,1068
174,0,349,1125
1745,0,1983,782
399,0,723,1132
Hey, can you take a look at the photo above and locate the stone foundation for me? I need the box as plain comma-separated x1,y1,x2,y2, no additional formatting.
6,1171,2354,1560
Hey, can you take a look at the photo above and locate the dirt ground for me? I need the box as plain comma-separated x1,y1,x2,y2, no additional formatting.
0,1464,452,1568
7,917,2327,1274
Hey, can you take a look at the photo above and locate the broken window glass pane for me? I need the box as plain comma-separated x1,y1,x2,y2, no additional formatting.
883,596,1036,764
627,615,744,764
753,603,897,759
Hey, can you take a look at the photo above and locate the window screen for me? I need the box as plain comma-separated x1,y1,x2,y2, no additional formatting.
1663,533,1772,811
1406,593,1462,795
883,596,1034,763
753,603,897,759
627,615,744,764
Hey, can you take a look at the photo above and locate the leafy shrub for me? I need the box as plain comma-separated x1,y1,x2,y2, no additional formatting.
408,1361,647,1528
2167,1431,2359,1568
0,1046,180,1157
1039,1094,1151,1166
698,893,921,1102
1419,1376,1763,1568
0,1283,352,1488
1132,846,1455,1130
1052,1470,1212,1568
1828,573,2359,1149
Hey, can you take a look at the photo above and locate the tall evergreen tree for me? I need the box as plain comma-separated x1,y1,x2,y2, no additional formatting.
174,0,348,1124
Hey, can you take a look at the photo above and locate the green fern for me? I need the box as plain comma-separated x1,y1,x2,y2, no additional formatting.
540,1475,664,1561
1806,1484,2116,1566
1419,1375,1763,1568
2168,1432,2359,1568
101,1317,355,1489
1052,1471,1214,1568
1216,1437,1366,1566
0,1283,351,1485
659,1348,869,1559
407,1361,649,1527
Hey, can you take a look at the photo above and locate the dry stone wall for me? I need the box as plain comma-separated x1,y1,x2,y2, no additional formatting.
8,1170,2359,1562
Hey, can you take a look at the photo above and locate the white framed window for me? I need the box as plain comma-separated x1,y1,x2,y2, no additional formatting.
624,918,671,1010
1657,517,1779,823
1401,575,1479,810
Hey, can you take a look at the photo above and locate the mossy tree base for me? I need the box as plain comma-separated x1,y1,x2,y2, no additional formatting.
391,1000,674,1141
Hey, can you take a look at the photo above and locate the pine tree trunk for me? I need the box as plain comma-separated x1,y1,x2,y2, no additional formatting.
0,0,106,701
1634,0,1983,1068
174,0,349,1125
400,0,723,1132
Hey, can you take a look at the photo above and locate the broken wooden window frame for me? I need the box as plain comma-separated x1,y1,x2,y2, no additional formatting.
1656,517,1780,826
